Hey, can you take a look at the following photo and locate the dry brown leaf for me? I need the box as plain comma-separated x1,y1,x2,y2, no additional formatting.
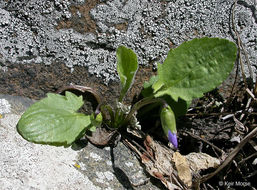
86,127,116,146
185,152,220,172
126,135,221,190
140,136,187,190
173,152,192,187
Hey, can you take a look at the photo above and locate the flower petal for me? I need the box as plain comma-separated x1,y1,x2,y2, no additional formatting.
168,130,178,148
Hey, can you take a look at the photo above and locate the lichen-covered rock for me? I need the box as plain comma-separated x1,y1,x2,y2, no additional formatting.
0,0,256,84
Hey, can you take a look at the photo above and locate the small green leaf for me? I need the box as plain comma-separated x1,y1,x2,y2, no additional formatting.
153,37,237,101
90,112,103,129
117,46,138,101
17,91,91,146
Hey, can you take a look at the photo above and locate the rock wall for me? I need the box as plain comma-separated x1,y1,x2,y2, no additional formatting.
1,0,256,84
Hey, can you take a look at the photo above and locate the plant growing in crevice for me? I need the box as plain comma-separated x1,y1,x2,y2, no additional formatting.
17,37,237,149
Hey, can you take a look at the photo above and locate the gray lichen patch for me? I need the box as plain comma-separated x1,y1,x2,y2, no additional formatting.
0,0,256,84
95,171,115,184
0,98,11,114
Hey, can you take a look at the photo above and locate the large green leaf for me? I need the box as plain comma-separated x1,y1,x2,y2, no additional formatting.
17,91,91,146
117,46,138,101
153,37,237,101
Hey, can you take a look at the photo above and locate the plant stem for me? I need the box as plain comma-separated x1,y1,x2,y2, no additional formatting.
120,96,166,128
101,104,114,124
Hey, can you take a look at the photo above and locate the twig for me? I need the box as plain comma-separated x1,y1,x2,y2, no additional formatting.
240,39,253,83
245,170,257,179
186,112,236,118
246,88,256,100
238,152,257,164
240,97,252,120
231,0,256,122
184,131,225,155
228,52,240,100
231,0,250,89
123,138,155,162
222,113,236,120
186,111,257,118
197,126,257,184
206,183,216,190
232,160,244,178
233,115,248,133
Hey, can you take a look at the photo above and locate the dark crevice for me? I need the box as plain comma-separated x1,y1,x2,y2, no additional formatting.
85,42,116,51
110,147,134,190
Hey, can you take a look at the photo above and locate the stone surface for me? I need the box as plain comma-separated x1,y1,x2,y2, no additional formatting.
0,94,163,189
0,0,256,84
0,1,256,189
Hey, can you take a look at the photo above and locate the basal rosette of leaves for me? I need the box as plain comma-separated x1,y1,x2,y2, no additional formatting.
17,37,237,148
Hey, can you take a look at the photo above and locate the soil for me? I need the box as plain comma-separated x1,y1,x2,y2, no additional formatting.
56,0,128,34
0,61,154,104
0,61,256,190
56,0,102,34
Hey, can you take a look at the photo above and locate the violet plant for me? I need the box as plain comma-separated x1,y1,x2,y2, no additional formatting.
17,37,237,148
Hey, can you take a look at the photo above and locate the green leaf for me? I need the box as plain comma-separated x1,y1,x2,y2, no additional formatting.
153,37,237,101
117,46,138,101
141,75,159,97
90,112,103,129
17,91,91,146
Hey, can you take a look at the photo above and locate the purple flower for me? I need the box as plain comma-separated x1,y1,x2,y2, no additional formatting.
168,130,178,149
